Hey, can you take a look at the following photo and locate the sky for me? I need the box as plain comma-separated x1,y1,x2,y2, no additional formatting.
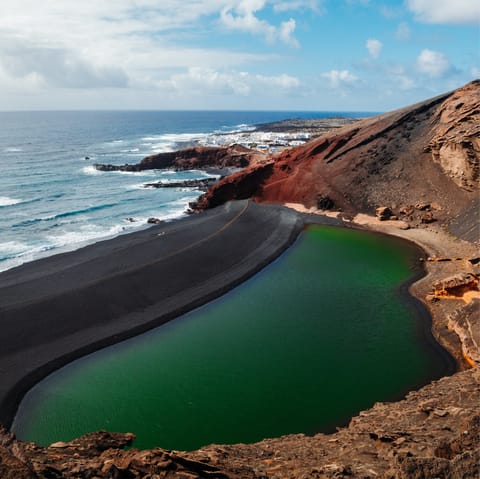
0,0,479,111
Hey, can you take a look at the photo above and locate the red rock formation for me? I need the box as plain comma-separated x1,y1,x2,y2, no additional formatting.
195,81,480,237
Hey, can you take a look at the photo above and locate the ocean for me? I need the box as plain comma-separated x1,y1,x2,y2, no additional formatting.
0,110,366,272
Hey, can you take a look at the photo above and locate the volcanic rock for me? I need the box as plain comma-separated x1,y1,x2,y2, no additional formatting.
376,206,393,221
317,194,335,210
143,177,218,190
448,299,480,366
94,144,260,172
433,272,479,297
193,81,480,242
147,217,162,224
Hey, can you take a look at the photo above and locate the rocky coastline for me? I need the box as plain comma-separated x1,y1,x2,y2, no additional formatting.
143,177,220,191
93,144,261,173
1,83,479,478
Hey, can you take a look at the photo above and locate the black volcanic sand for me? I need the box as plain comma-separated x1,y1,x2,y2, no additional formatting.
0,200,311,428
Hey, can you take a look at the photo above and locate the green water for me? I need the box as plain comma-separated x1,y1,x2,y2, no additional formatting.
12,226,449,450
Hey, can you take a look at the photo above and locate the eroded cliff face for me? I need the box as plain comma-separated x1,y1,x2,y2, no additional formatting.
1,367,478,478
427,81,480,191
194,81,479,238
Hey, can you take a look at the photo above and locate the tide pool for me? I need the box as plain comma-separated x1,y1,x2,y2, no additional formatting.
12,225,452,450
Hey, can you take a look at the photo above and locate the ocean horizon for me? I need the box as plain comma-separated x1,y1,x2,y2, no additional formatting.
0,110,375,272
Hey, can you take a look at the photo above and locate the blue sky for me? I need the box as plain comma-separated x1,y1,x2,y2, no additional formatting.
0,0,478,111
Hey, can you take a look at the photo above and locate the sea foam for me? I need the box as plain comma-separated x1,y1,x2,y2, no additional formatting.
0,196,22,207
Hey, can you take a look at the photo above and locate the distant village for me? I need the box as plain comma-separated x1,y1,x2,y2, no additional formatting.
198,130,312,154
196,117,359,154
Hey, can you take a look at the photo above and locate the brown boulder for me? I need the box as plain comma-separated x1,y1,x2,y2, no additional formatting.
376,206,393,221
433,272,479,296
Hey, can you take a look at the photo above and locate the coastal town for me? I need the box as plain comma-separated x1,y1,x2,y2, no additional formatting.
197,117,360,154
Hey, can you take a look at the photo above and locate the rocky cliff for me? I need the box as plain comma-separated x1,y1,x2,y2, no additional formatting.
94,144,261,172
194,81,480,242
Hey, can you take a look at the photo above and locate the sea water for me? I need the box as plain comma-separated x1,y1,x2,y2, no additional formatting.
0,110,367,272
12,226,452,451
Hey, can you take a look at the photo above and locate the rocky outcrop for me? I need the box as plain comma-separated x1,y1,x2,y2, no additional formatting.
1,367,478,478
376,206,394,221
448,300,480,366
94,144,261,172
190,161,275,210
143,177,219,190
426,80,480,191
193,81,480,243
433,273,479,297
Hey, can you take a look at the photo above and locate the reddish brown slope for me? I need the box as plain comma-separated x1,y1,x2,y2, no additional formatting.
195,81,479,235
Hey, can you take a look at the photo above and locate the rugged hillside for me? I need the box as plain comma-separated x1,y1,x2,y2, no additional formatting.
194,81,479,240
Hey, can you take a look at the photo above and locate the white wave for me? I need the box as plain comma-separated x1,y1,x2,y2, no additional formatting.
214,124,255,134
46,224,129,248
159,133,205,141
114,170,158,177
151,143,176,153
0,241,28,255
0,205,193,272
4,147,23,152
184,169,221,178
82,165,103,176
125,183,146,190
135,132,209,154
0,196,22,206
0,244,56,272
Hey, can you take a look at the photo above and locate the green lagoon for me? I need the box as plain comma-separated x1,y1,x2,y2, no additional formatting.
12,226,452,450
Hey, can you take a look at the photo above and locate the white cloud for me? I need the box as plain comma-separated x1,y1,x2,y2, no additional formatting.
321,69,357,88
406,0,480,24
380,5,402,19
344,0,370,5
220,1,299,46
366,38,382,59
416,49,452,78
0,39,129,89
169,67,300,96
273,1,324,13
386,65,416,90
0,0,287,97
395,22,411,41
471,67,480,78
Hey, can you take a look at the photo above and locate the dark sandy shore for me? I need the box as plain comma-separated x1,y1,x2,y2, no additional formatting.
0,200,313,428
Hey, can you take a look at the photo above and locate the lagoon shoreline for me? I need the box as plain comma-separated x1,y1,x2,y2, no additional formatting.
0,200,310,430
0,199,466,434
0,200,478,479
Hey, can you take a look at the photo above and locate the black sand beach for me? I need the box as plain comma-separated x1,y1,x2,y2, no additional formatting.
0,201,307,428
